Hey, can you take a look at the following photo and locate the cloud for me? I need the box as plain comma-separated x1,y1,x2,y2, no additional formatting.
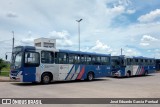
14,30,73,47
147,50,151,52
104,0,135,27
138,9,160,23
118,0,132,6
139,42,149,46
139,35,158,46
49,30,69,40
124,48,141,56
126,9,135,14
107,5,125,15
14,31,38,46
82,40,141,57
153,49,160,58
106,0,135,17
20,37,35,45
141,35,158,42
49,30,73,47
82,40,112,54
6,11,18,18
90,40,112,53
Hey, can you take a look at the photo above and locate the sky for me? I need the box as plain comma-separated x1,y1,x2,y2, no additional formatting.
0,0,160,60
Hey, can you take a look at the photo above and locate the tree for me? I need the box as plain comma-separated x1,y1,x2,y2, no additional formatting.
0,59,7,74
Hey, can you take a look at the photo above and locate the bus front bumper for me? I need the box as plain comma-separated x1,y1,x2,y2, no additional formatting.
10,75,21,81
10,71,23,82
112,71,121,77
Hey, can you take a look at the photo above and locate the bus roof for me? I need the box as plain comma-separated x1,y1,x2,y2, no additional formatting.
15,46,110,57
132,56,155,60
112,55,155,60
14,46,36,51
59,49,110,57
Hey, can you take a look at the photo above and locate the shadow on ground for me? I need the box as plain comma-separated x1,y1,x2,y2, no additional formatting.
11,78,109,86
110,74,154,79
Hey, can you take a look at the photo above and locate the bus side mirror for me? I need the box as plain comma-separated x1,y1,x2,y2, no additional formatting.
5,55,7,60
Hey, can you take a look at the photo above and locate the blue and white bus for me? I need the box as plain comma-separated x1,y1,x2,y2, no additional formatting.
111,55,156,77
10,46,111,84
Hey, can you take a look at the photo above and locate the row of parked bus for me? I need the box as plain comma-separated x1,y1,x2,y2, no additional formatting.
9,46,156,84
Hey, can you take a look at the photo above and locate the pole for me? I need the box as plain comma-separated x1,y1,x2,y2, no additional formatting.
12,31,15,53
11,31,15,62
76,19,82,51
121,48,122,56
78,22,80,51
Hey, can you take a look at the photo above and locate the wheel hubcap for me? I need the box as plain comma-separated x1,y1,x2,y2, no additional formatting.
89,74,93,80
126,73,129,77
44,76,49,83
145,72,148,75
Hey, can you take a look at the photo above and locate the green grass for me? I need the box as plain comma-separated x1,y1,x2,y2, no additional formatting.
1,64,10,72
0,63,10,77
0,71,10,77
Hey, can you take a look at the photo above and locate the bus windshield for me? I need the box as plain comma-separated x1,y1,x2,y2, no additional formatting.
112,59,121,68
111,56,125,68
13,52,23,69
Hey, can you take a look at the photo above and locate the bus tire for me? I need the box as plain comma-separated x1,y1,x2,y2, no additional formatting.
41,73,52,84
144,71,148,76
87,72,94,81
126,71,131,77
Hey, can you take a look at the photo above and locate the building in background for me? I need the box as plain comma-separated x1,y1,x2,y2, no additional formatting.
34,38,56,48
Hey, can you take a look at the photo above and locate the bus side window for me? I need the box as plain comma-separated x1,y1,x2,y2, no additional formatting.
130,59,132,65
153,60,156,65
101,57,104,65
147,59,150,65
80,55,85,64
152,60,154,65
68,54,76,64
145,59,148,65
55,52,58,64
135,59,138,65
74,54,80,64
101,56,109,65
148,60,150,65
91,56,96,65
76,55,80,64
138,59,140,65
86,55,91,65
41,51,54,64
92,56,101,65
57,52,68,64
141,59,144,63
127,58,130,65
129,58,132,65
97,56,101,65
150,60,152,65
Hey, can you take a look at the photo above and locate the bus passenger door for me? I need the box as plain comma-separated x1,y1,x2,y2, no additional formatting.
120,59,126,76
23,52,40,82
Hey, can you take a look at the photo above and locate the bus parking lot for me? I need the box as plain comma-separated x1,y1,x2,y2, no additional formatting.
0,73,160,98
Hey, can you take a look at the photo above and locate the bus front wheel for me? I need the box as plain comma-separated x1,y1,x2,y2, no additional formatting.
87,72,94,81
41,73,51,84
126,71,131,77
